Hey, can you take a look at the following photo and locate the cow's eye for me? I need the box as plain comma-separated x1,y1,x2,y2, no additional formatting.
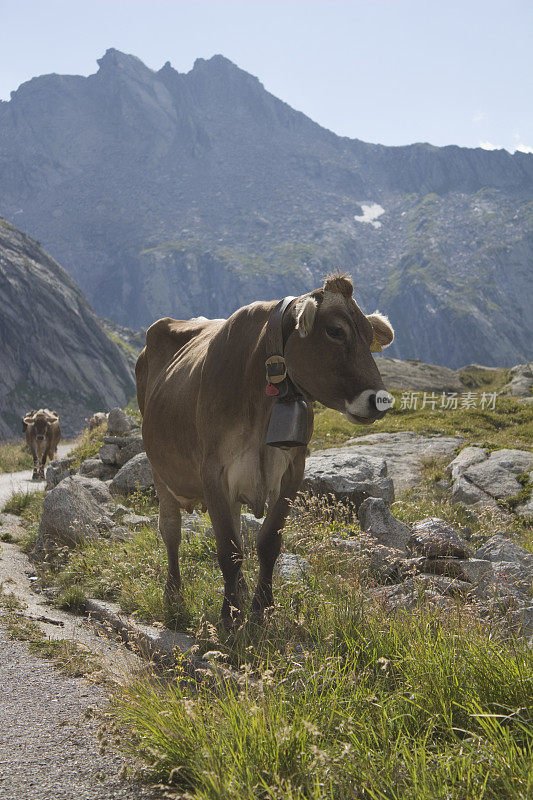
325,325,345,341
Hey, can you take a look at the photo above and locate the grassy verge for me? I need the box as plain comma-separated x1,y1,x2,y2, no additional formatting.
0,586,103,679
312,393,533,451
69,421,108,467
0,441,32,473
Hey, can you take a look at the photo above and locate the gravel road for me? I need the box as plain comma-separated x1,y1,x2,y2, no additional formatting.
0,444,72,508
0,628,158,800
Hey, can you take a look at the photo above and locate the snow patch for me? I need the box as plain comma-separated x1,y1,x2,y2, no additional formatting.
354,203,385,229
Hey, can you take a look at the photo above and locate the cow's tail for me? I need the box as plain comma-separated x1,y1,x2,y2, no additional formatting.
135,348,148,417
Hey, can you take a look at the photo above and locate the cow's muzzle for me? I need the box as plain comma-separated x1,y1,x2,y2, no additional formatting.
345,389,394,424
36,434,45,441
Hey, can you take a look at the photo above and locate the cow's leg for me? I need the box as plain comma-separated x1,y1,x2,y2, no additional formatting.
251,461,305,617
154,476,182,601
203,473,246,627
31,448,39,480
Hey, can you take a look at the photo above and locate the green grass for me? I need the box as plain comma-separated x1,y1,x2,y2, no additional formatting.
68,421,107,467
312,393,532,451
116,604,532,800
0,441,32,473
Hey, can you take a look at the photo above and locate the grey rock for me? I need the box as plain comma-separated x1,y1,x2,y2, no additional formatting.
475,535,533,572
276,553,310,580
45,457,77,489
372,579,452,612
357,497,411,552
69,475,112,504
500,364,533,397
115,437,145,466
407,518,472,558
475,562,533,602
33,477,113,554
109,452,154,496
344,432,464,493
435,479,451,491
303,449,394,509
98,443,119,465
241,512,264,550
462,449,533,501
78,458,116,480
447,447,487,480
516,493,533,519
0,221,134,440
450,558,493,584
109,503,129,519
121,513,152,527
451,475,491,506
331,534,405,582
373,356,465,393
107,407,135,436
181,512,204,532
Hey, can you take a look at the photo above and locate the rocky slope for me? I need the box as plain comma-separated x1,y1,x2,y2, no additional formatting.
0,218,135,439
0,49,532,367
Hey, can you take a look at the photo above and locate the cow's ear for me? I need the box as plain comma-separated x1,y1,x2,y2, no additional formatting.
367,312,394,351
295,297,317,338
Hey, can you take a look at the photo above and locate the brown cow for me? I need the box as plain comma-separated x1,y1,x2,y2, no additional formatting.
136,275,394,625
22,409,61,480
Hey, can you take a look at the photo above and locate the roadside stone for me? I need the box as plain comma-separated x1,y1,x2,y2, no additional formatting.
276,553,310,580
451,475,491,506
33,477,113,555
45,457,76,489
98,443,119,465
357,497,411,552
407,518,472,559
500,363,533,397
79,458,116,480
107,407,135,436
115,437,145,467
303,449,394,509
109,453,154,496
70,475,112,504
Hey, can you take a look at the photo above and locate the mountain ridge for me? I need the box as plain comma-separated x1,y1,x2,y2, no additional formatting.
0,49,531,368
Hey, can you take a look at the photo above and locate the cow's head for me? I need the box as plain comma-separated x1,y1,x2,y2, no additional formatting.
23,409,59,441
284,274,394,424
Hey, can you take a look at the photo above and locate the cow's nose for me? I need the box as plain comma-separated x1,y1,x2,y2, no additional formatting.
36,435,44,441
368,390,394,419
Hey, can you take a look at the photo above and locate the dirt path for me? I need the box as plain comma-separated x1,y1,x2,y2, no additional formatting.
0,628,158,800
0,444,72,508
0,491,161,799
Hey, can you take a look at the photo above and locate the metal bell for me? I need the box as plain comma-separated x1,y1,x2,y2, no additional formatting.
266,399,308,448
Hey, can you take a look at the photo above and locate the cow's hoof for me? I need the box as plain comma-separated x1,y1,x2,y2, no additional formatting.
31,471,40,481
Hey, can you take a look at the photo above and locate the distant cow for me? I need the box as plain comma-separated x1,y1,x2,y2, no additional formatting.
87,412,108,432
22,409,61,480
136,275,394,626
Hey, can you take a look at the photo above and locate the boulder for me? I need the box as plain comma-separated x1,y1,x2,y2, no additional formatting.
447,447,487,481
500,364,533,397
122,513,152,527
45,456,76,489
241,512,264,551
98,443,119,465
342,432,463,492
303,449,394,509
107,407,135,436
79,458,116,480
275,553,310,580
69,475,112,504
407,518,472,559
357,497,411,552
33,476,113,554
109,453,154,496
475,535,533,572
462,449,533,500
116,437,145,467
371,578,452,612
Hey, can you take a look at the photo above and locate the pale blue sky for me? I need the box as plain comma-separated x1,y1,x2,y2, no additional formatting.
1,0,531,152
